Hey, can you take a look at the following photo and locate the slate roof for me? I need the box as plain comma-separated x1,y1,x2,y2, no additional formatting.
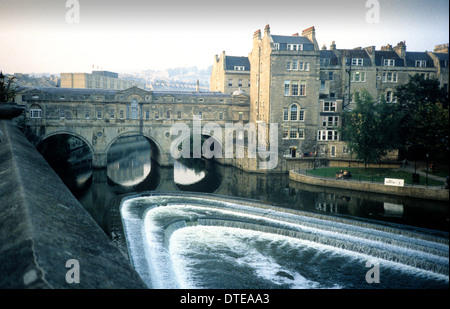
432,52,449,68
338,49,372,66
320,50,339,65
405,52,435,68
225,56,250,71
271,35,315,51
23,87,118,95
374,51,404,66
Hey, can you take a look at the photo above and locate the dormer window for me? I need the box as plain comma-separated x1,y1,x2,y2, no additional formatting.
273,43,280,50
351,58,363,66
287,44,303,51
415,60,427,67
234,66,245,71
384,59,395,66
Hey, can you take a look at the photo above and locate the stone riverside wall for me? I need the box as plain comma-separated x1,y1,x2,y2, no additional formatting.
0,120,147,288
289,170,449,202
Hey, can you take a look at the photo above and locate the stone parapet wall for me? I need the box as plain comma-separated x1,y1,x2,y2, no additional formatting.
0,120,147,288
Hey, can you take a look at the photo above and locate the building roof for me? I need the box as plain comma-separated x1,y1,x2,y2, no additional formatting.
23,87,117,95
337,49,372,66
225,56,250,71
374,50,404,66
405,52,435,68
271,35,315,51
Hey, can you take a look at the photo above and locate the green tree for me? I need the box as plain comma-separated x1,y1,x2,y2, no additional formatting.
0,71,18,103
395,74,449,161
341,90,401,167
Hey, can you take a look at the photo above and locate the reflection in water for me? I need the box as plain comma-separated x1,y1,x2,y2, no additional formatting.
107,135,151,187
174,159,205,185
37,134,93,196
174,158,222,193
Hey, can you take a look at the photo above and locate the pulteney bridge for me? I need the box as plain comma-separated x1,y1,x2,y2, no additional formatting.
17,86,251,168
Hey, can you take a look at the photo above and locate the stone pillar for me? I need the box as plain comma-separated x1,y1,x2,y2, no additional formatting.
92,152,107,168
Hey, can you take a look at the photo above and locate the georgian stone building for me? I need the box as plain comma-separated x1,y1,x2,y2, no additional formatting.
211,25,449,161
210,51,251,95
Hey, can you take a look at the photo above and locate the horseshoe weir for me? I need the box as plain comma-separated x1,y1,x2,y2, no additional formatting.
121,193,449,289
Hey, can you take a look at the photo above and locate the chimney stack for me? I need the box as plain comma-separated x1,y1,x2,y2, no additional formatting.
302,26,319,50
264,24,270,36
253,29,261,41
394,41,407,58
330,41,336,50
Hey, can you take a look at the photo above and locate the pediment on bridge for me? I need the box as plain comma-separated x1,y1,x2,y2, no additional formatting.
116,86,150,102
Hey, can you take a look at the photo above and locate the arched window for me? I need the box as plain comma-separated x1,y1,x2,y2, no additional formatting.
290,104,298,121
30,104,42,119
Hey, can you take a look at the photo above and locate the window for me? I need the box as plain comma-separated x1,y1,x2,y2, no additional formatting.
228,79,233,87
351,58,363,66
59,110,65,119
323,101,336,112
219,112,223,120
166,111,170,119
286,62,291,70
234,66,245,71
238,79,243,87
384,59,395,66
154,111,159,119
320,58,331,66
328,71,333,80
273,43,280,50
284,80,290,96
145,110,150,120
285,80,305,96
178,111,182,119
239,112,243,120
287,44,303,51
198,112,202,120
119,110,124,119
290,105,298,121
320,80,326,90
290,128,298,139
382,72,398,83
322,116,339,127
386,91,395,103
298,110,305,121
97,110,102,119
317,130,339,141
130,99,139,119
110,109,114,119
30,109,42,118
299,81,306,96
291,81,299,96
415,60,427,67
283,110,289,121
292,60,298,70
299,62,310,71
298,129,305,139
351,71,366,82
282,127,289,139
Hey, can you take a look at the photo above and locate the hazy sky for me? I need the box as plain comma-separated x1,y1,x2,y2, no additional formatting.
0,0,448,74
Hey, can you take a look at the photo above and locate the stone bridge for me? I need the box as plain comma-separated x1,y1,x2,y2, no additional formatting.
17,86,252,168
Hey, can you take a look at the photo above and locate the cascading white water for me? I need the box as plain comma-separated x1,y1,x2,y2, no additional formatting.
120,193,449,289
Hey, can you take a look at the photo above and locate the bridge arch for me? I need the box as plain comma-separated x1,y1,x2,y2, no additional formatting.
105,131,164,165
37,131,95,155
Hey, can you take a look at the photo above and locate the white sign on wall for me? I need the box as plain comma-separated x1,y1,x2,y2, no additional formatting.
384,178,405,187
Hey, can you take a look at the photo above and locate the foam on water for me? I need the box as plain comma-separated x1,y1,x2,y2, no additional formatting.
120,194,449,289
